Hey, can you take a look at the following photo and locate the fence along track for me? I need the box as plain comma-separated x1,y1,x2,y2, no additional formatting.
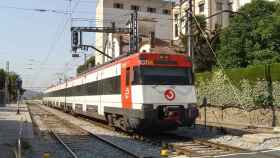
28,104,142,158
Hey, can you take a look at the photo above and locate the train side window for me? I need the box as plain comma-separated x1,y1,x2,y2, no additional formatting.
126,67,130,86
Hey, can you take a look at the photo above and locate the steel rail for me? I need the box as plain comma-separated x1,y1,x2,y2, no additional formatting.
194,138,249,152
49,130,79,158
157,133,250,157
87,132,143,158
37,104,143,158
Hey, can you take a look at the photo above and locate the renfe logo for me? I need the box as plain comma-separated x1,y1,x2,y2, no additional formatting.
164,89,176,101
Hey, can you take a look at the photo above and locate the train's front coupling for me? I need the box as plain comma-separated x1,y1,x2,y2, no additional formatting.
158,105,199,127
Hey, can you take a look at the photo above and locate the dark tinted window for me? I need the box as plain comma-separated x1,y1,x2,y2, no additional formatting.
131,5,140,11
147,7,156,13
45,76,121,97
133,66,193,85
199,3,204,13
162,9,171,15
113,3,124,9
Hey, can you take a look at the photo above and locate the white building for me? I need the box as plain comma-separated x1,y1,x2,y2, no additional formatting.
232,0,275,11
173,0,233,40
95,0,173,65
172,0,275,41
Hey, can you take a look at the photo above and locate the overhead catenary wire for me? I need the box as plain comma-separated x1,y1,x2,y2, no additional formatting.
0,5,94,15
191,13,243,106
30,0,173,90
29,0,82,91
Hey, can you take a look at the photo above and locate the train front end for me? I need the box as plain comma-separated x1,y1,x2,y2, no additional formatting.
122,53,197,132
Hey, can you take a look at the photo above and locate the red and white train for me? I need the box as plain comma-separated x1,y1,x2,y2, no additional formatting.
43,52,197,132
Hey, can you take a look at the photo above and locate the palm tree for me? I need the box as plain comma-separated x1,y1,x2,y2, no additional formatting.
180,15,219,72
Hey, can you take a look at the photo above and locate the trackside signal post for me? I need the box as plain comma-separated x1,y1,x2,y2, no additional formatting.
16,77,23,115
71,11,139,58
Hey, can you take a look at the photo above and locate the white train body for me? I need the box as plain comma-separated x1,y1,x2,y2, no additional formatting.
43,52,197,132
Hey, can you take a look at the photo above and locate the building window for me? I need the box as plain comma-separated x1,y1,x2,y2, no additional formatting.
217,15,223,26
216,2,223,11
199,3,205,13
147,7,156,13
113,3,124,9
162,9,171,15
131,5,140,11
175,24,178,37
228,2,233,11
174,14,178,21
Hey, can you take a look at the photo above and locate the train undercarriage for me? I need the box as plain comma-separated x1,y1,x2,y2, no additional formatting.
44,101,197,133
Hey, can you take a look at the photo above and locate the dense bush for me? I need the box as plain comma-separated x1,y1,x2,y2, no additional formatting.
196,65,280,110
196,63,280,86
77,56,95,75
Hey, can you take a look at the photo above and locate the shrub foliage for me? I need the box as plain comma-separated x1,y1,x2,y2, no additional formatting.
196,66,279,111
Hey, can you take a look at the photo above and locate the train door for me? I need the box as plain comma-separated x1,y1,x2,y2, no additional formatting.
121,64,132,109
98,71,103,115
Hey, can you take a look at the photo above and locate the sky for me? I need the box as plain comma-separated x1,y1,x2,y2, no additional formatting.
0,0,97,91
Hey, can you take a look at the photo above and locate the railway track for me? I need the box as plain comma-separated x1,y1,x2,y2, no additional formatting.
28,104,142,158
165,134,248,157
81,118,249,157
28,102,278,158
79,114,250,157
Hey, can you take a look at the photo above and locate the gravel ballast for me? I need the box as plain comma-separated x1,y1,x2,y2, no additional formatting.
39,105,162,158
173,126,280,151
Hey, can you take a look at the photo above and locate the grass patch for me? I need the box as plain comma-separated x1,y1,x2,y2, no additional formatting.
196,63,280,86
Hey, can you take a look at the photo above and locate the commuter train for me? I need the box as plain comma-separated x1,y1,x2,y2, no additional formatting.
43,52,197,132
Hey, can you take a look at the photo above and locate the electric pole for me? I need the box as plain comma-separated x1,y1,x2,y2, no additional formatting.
186,0,193,58
129,10,138,54
84,53,87,64
5,61,9,105
64,75,67,110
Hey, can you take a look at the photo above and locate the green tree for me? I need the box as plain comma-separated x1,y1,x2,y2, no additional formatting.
180,15,218,72
217,0,280,68
77,56,96,75
0,69,23,102
0,69,6,89
8,72,20,101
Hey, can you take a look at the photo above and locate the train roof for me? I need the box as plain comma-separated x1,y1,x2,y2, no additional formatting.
46,52,189,91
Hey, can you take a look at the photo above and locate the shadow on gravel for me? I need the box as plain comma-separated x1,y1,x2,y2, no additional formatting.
0,119,34,158
168,124,252,140
0,107,28,113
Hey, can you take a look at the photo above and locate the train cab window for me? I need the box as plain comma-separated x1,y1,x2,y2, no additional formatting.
132,66,193,85
132,67,140,85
